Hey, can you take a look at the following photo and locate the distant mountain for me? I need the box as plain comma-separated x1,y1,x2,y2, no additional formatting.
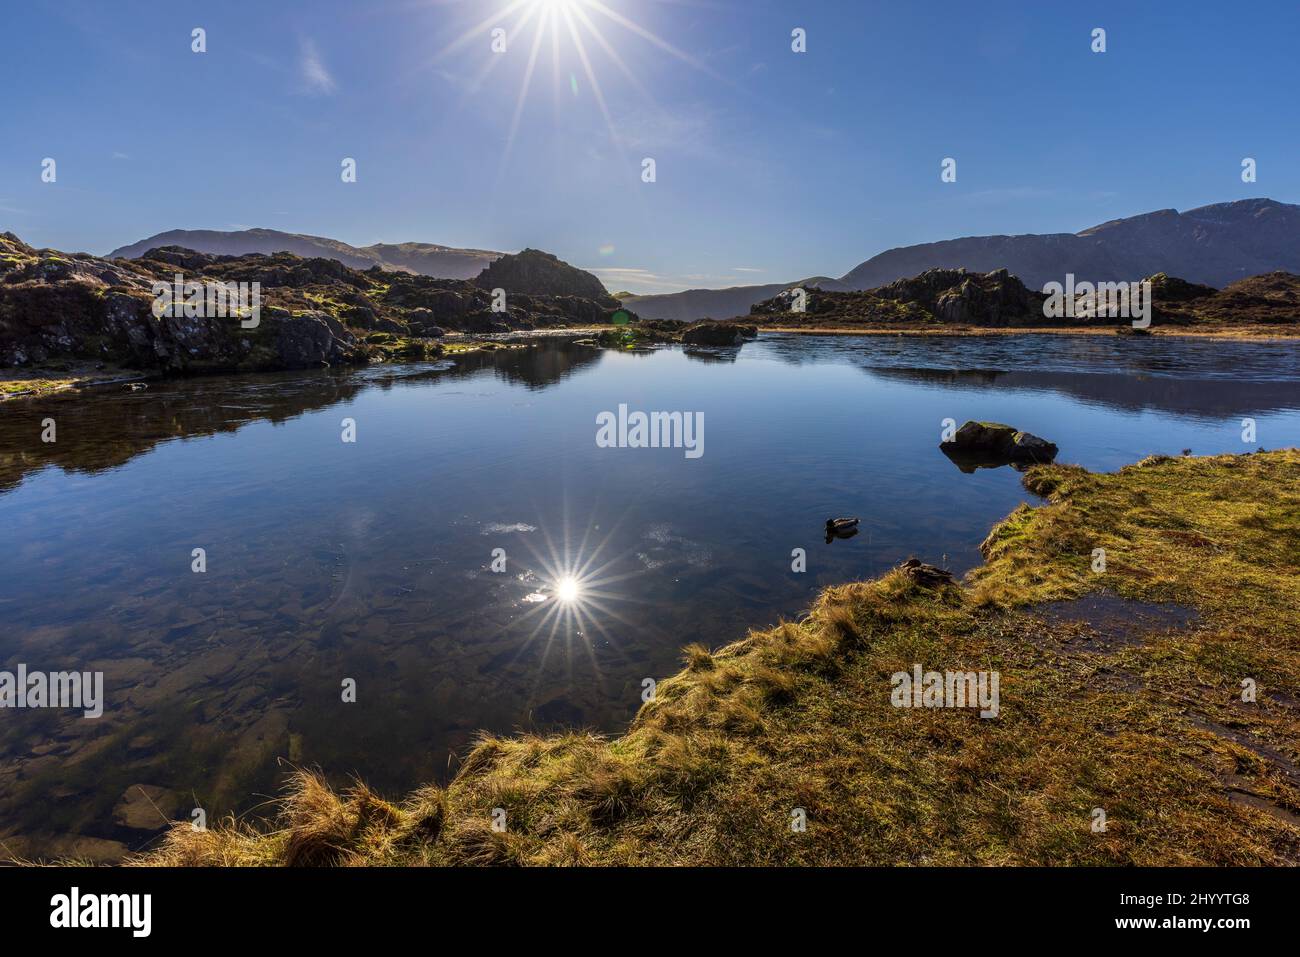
623,198,1300,320
841,198,1300,291
109,228,502,280
623,277,850,322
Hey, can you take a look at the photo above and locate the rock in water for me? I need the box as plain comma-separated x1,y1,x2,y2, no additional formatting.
113,784,181,830
681,321,757,346
940,420,1059,469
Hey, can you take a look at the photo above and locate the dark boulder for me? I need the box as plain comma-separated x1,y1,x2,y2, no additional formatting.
940,420,1058,472
681,321,757,346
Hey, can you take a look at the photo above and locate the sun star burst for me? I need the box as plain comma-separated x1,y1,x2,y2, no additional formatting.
429,0,721,173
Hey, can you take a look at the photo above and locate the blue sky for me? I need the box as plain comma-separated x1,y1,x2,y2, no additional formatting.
3,0,1298,294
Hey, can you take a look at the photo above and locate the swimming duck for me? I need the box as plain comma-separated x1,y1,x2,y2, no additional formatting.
825,517,859,535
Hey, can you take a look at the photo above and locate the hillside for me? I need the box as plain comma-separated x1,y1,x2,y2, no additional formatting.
138,451,1300,865
1150,271,1300,326
0,233,625,378
622,277,849,322
109,228,502,280
749,266,1300,330
624,198,1300,321
842,198,1300,291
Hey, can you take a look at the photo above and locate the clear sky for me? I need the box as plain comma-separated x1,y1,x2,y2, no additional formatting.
3,0,1298,294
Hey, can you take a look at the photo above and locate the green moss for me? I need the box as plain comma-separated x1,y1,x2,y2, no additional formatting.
369,337,444,362
2,378,76,397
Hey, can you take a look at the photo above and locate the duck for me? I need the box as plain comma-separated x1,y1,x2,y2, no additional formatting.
825,517,859,535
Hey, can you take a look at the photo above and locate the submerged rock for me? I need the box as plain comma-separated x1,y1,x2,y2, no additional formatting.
940,420,1059,471
113,784,181,830
681,321,757,346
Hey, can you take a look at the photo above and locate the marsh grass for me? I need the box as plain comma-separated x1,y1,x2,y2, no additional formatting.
137,451,1300,866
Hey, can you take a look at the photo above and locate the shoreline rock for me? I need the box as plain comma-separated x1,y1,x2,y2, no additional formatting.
940,420,1059,471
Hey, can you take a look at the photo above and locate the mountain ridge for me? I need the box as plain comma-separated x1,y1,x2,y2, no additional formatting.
106,199,1300,321
109,228,503,280
627,198,1300,320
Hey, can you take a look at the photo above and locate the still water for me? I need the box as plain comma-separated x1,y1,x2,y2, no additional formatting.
1,333,1297,859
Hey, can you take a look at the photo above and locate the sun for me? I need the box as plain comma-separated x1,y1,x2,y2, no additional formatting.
431,0,720,175
500,508,651,684
555,575,581,602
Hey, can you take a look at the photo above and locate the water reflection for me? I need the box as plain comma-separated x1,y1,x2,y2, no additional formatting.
872,367,1300,420
0,344,605,494
452,340,603,390
1,333,1297,861
757,331,1300,381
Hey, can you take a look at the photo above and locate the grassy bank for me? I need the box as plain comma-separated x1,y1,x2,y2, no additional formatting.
0,339,526,402
139,451,1300,866
0,366,148,400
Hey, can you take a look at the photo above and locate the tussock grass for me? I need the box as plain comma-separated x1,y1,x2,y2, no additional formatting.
137,451,1300,866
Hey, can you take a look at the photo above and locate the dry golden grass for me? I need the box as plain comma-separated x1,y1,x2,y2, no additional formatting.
137,450,1300,866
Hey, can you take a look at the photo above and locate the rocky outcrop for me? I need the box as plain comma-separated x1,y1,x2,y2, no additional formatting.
1150,271,1300,326
0,238,365,372
751,268,1044,327
940,420,1058,472
1145,272,1217,303
0,233,635,376
874,268,1043,325
474,248,612,302
751,263,1300,329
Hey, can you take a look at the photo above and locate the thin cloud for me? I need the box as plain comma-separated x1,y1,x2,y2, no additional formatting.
298,39,336,95
587,266,755,294
586,266,679,292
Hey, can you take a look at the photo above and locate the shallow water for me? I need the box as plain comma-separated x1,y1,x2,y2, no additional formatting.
1,333,1297,858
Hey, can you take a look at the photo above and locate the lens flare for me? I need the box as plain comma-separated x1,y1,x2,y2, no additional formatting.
427,0,730,181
